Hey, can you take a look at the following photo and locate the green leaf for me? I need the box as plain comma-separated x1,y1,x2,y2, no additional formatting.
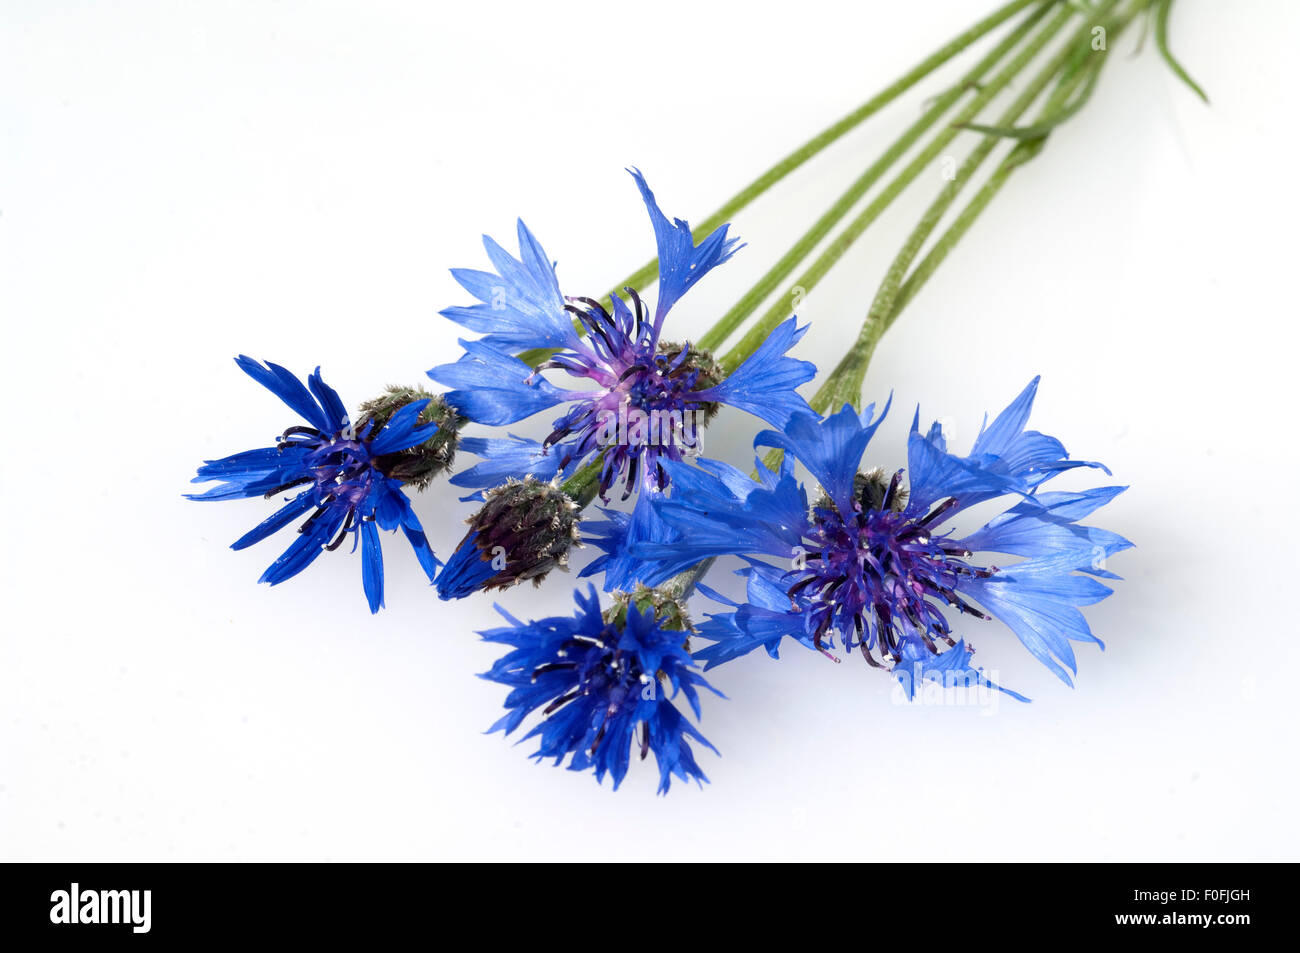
955,55,1104,140
1155,0,1209,103
1003,134,1049,169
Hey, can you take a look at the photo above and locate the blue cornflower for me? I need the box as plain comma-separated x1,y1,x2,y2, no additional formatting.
430,169,816,501
187,357,452,613
479,585,721,793
627,378,1132,698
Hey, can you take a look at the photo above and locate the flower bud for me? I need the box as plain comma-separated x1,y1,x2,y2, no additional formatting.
357,385,463,490
604,583,694,636
814,467,909,515
436,478,581,599
657,341,724,423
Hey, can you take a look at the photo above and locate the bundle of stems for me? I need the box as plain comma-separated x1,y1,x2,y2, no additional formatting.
557,0,1202,504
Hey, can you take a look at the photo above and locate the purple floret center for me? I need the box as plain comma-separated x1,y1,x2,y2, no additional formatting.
534,623,658,759
790,473,995,667
270,424,385,548
536,292,715,499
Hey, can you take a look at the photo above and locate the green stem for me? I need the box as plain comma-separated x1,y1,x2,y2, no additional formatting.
723,1,1080,374
889,139,1046,322
660,559,717,602
560,458,602,508
893,11,1147,318
696,0,1054,356
516,0,1040,369
810,0,1129,414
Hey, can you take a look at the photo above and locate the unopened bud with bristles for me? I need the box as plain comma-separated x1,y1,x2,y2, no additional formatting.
814,467,909,515
604,583,695,635
436,477,582,600
357,385,464,490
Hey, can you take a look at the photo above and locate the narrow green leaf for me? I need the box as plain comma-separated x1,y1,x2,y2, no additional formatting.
955,55,1104,140
1155,0,1209,103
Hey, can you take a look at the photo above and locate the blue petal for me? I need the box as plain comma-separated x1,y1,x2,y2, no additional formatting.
694,455,782,498
754,401,890,515
634,459,809,566
234,356,333,434
628,168,743,326
230,489,317,550
448,433,566,489
580,493,685,591
960,556,1118,686
906,427,1028,514
396,498,440,582
367,399,437,455
892,639,1029,702
188,447,313,494
439,219,575,351
695,564,811,668
429,339,566,425
696,317,816,427
960,488,1133,566
360,519,384,613
436,533,497,600
363,478,407,531
578,508,633,581
307,367,350,434
259,507,347,586
908,378,1110,512
971,375,1041,458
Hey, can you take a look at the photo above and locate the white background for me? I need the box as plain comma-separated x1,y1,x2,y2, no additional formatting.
3,0,1297,861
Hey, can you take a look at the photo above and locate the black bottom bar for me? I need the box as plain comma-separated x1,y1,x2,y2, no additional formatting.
0,862,1280,943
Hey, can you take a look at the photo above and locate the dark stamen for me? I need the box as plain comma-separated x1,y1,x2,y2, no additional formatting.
861,639,885,668
530,662,577,679
786,575,816,608
940,587,991,619
262,476,312,499
297,505,330,535
883,470,903,510
543,690,579,716
626,287,646,338
917,497,959,528
570,296,611,322
813,619,840,663
323,511,355,551
564,302,615,353
588,719,608,755
618,363,648,383
622,455,640,501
